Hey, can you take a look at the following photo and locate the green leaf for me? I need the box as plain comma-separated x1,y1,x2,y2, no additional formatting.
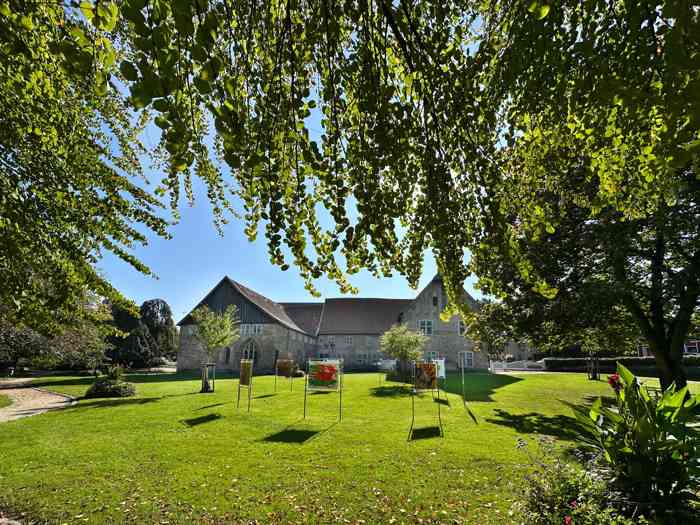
119,61,139,81
537,5,550,19
616,363,634,386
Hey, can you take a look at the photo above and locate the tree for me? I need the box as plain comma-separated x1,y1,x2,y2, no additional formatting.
191,305,239,392
139,299,177,360
379,324,427,383
0,308,45,374
462,300,510,361
0,2,173,333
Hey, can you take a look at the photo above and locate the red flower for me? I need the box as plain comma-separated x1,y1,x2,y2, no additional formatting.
607,373,622,392
314,364,337,382
569,500,578,509
564,516,572,525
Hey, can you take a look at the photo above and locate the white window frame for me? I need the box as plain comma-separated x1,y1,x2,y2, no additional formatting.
459,320,466,335
419,320,433,336
424,350,438,361
242,341,256,360
459,350,474,368
345,335,353,345
356,352,368,365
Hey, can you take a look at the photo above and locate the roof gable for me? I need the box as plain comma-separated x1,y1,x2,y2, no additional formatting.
317,298,412,335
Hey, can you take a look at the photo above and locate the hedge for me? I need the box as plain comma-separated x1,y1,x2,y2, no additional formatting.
542,355,700,380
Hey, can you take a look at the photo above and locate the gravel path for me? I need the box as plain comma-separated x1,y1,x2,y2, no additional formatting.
0,379,75,423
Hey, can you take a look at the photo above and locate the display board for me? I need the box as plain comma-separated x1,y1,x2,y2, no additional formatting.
408,360,443,440
240,359,253,386
414,361,438,391
276,359,296,378
434,358,446,379
237,359,253,412
304,359,344,420
307,360,341,391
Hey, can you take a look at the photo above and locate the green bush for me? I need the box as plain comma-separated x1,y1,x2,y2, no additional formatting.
511,438,647,525
542,356,700,380
85,377,135,398
572,364,700,521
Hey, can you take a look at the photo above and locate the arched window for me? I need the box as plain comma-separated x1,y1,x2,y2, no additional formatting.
242,340,257,365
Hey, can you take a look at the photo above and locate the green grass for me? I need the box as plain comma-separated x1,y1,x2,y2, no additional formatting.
0,393,11,409
0,372,695,524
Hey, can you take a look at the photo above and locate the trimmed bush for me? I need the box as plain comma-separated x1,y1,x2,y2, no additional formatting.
85,377,135,398
543,356,700,379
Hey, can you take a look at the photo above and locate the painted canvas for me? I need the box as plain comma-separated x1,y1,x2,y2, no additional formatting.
415,362,437,390
308,360,340,391
240,359,253,387
435,358,446,379
276,359,296,378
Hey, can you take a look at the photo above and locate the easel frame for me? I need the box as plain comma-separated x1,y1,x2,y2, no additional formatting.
237,359,253,412
408,360,444,440
303,358,343,421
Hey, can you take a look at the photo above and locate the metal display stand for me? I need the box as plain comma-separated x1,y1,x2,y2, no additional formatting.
274,359,296,393
303,358,343,421
408,361,444,440
237,359,253,412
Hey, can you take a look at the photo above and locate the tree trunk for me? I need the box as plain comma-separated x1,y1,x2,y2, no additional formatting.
651,339,687,392
200,364,212,393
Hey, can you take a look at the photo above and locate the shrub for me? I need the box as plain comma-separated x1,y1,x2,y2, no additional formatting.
85,366,135,398
85,378,136,398
511,437,647,525
572,364,700,521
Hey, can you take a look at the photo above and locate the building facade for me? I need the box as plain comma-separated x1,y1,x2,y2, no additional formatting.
177,275,492,372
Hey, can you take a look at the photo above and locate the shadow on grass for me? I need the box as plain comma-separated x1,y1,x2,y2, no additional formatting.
254,394,277,399
485,408,589,441
196,402,230,410
434,396,450,407
409,426,442,441
182,413,223,427
261,429,320,443
370,385,412,398
441,372,523,402
66,397,162,409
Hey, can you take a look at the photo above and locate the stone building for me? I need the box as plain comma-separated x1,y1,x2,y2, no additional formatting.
177,274,493,372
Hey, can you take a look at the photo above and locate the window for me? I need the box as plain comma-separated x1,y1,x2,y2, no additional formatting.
225,348,231,364
459,351,474,368
418,320,433,336
240,324,264,337
424,350,438,361
318,352,330,359
242,341,256,360
685,340,700,354
432,295,438,307
357,352,368,365
345,335,353,345
459,320,466,335
325,335,336,348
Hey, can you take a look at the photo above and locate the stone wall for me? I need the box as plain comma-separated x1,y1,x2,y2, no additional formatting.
402,279,489,370
316,334,383,369
177,323,315,373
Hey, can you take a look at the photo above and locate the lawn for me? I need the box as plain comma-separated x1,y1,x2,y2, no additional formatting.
0,393,11,409
0,372,693,524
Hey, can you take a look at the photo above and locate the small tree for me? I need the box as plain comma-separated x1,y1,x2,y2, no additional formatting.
380,324,427,383
191,305,239,392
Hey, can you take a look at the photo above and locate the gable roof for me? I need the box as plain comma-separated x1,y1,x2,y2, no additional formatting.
279,302,324,335
178,277,311,335
317,298,413,335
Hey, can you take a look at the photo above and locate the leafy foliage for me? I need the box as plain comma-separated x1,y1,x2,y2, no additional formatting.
379,323,427,382
511,437,649,525
0,1,169,333
191,305,240,363
139,299,177,359
573,364,700,518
